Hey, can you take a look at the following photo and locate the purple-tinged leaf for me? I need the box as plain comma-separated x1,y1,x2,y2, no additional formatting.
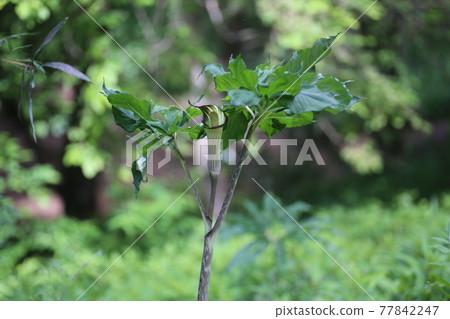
28,70,36,143
33,17,68,61
43,62,91,82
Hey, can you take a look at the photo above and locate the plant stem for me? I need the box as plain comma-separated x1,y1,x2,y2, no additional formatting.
210,138,249,234
196,135,250,300
172,143,212,231
207,173,218,221
0,58,31,68
197,232,216,301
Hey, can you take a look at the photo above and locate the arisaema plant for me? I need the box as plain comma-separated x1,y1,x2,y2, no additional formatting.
104,34,361,300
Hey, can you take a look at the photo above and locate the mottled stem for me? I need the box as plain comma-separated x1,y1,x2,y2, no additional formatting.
196,139,249,300
197,233,216,301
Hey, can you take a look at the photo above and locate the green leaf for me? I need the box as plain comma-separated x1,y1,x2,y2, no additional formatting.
165,106,183,128
287,73,361,114
260,116,285,138
185,106,202,118
228,89,261,107
131,157,147,196
258,73,301,98
279,34,338,75
202,63,226,77
256,66,275,88
260,111,314,138
222,107,251,149
151,105,167,113
227,55,258,89
277,111,314,128
111,106,145,133
106,92,153,121
180,125,206,139
204,55,258,92
165,106,188,134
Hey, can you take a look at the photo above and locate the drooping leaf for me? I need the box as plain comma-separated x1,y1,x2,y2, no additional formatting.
131,157,147,196
33,17,68,61
228,89,261,107
42,62,91,82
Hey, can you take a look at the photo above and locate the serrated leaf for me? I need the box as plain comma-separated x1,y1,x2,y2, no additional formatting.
214,73,240,92
228,89,261,107
102,82,120,96
205,55,259,92
227,55,258,89
42,62,91,82
288,73,361,114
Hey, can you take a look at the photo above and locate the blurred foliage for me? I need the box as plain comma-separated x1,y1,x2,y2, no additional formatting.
1,0,449,178
1,0,450,301
0,190,448,300
0,132,60,198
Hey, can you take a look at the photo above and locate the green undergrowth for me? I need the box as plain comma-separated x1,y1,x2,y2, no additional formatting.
0,185,448,300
